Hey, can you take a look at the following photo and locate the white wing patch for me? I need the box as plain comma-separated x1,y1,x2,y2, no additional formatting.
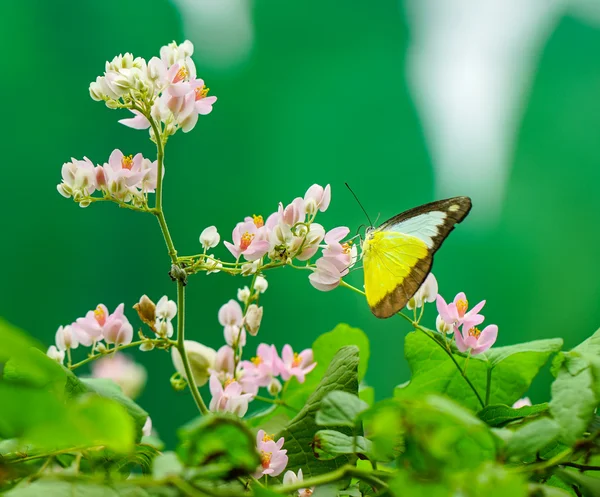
387,211,447,249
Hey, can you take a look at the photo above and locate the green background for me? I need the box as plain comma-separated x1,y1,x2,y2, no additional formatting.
1,1,599,446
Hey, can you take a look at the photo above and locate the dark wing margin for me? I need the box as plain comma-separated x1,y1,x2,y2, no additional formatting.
378,196,472,253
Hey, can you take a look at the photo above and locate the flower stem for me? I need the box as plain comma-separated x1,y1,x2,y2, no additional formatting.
485,366,493,406
69,338,175,370
176,280,209,415
254,395,300,413
273,464,388,494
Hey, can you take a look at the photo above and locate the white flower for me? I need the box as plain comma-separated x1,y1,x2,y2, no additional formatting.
205,254,222,274
55,325,78,351
283,469,313,497
237,286,251,304
142,416,153,437
254,275,268,294
268,378,282,396
200,226,220,250
160,40,195,67
244,304,263,336
407,273,438,310
224,326,246,348
56,158,97,207
512,397,532,409
436,314,453,335
241,260,260,275
46,345,65,364
172,340,217,387
156,296,177,320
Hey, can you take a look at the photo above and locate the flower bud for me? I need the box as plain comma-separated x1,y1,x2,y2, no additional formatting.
237,286,251,304
200,226,220,250
46,345,65,364
304,184,331,215
254,276,268,294
268,378,282,396
142,416,153,437
171,341,217,387
214,345,235,374
241,260,259,275
55,325,79,351
436,314,453,335
244,304,263,336
134,295,156,329
92,354,147,399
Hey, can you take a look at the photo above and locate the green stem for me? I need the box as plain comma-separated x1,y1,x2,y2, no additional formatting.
273,464,388,494
254,395,300,413
176,281,209,415
69,338,175,370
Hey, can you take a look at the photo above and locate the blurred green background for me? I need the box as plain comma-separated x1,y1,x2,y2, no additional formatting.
1,0,599,447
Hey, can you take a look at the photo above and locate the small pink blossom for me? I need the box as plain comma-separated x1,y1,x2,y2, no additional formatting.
102,303,134,346
240,344,280,388
118,109,151,130
100,150,159,200
279,197,306,226
512,397,532,409
209,375,253,416
295,223,325,261
213,345,235,376
218,299,243,327
224,220,270,261
47,345,65,364
304,184,331,215
255,430,288,478
72,304,110,346
321,226,357,269
57,157,97,206
308,257,347,292
454,321,498,356
277,345,316,383
436,292,485,327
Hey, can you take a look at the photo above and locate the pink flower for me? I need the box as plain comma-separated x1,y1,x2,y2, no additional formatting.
436,292,485,327
512,397,532,409
91,353,147,399
213,345,235,376
73,304,110,346
308,257,347,292
218,300,243,327
255,431,288,478
118,109,151,130
321,227,357,269
209,375,253,416
99,150,159,201
279,197,306,226
304,184,331,215
277,345,316,383
240,344,280,387
224,219,270,261
454,321,498,356
57,157,97,206
102,303,134,346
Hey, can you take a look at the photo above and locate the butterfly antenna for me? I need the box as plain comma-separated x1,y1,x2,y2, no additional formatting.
345,183,374,228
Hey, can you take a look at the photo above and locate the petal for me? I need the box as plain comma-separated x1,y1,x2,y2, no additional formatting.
454,325,469,353
467,300,486,318
224,241,241,260
325,227,350,244
453,292,467,305
472,325,498,355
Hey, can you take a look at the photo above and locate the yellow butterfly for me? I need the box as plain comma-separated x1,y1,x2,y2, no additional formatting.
362,197,472,318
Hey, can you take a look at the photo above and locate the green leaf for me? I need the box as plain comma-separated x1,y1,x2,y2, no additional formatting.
359,386,375,407
0,348,135,453
388,469,448,497
178,414,259,480
550,352,599,445
274,345,360,481
4,480,125,496
80,378,148,441
459,463,527,497
528,483,574,497
398,331,562,411
312,429,371,460
399,395,497,473
477,403,549,427
316,391,369,428
360,399,404,462
503,417,561,460
152,451,183,480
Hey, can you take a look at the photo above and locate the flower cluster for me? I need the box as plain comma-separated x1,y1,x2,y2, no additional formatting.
404,273,499,356
47,303,134,364
57,149,159,208
254,430,288,478
89,40,217,136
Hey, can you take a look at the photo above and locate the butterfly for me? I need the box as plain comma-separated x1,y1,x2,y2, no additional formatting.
361,197,472,318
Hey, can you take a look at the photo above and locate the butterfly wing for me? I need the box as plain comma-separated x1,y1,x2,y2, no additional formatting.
363,197,472,318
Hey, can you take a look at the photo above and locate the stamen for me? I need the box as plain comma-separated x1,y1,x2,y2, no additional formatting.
251,356,263,366
262,433,274,442
173,66,189,83
240,232,255,250
468,327,481,339
456,299,468,317
224,377,235,388
195,85,210,100
342,240,353,254
94,306,106,326
121,154,134,170
253,214,264,228
260,451,272,469
292,352,302,367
